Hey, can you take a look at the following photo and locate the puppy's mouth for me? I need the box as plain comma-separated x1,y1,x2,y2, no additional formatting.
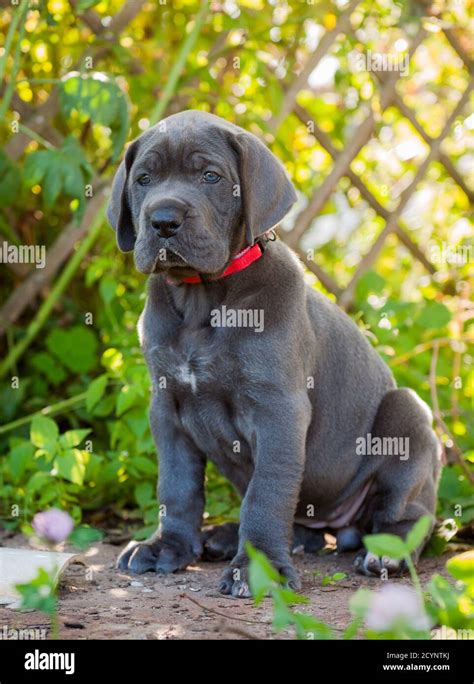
134,224,229,277
151,247,200,277
150,236,229,277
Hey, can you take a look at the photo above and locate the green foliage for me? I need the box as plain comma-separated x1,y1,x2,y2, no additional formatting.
247,543,334,640
321,572,347,587
16,516,103,638
248,540,474,640
59,72,129,161
45,326,98,374
16,567,57,616
426,552,474,633
23,136,93,216
68,524,103,550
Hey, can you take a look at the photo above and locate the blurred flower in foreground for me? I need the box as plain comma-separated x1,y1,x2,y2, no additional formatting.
365,584,431,632
32,509,74,544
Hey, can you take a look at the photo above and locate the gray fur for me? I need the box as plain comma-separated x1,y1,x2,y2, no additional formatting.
109,110,440,595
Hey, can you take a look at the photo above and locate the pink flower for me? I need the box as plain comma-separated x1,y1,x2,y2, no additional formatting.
365,584,431,632
32,509,74,544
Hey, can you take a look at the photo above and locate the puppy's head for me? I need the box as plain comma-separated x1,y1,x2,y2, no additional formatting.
107,110,296,277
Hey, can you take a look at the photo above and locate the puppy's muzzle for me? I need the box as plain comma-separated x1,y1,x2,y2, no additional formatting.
149,202,187,238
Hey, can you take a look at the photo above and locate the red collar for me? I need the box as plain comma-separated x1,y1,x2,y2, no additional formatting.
166,231,275,285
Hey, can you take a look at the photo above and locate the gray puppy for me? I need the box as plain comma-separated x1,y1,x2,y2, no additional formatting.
107,110,440,597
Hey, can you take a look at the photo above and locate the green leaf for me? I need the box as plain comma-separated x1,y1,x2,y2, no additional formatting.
355,270,386,301
131,456,156,476
59,429,91,449
116,385,140,417
86,374,108,412
30,416,59,449
363,533,407,560
24,150,50,186
43,164,63,208
54,449,86,485
349,588,373,619
247,542,281,603
68,525,103,550
446,551,474,583
292,612,334,640
322,571,347,586
427,575,468,629
8,441,35,482
272,593,292,631
30,352,67,385
405,516,432,553
16,568,57,616
25,471,52,494
23,137,92,216
99,276,117,305
416,301,451,330
134,481,154,509
59,72,129,160
46,326,98,374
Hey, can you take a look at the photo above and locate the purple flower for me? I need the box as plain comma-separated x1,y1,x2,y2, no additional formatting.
365,584,431,632
32,509,74,544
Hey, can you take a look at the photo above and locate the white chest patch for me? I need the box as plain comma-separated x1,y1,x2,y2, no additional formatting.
176,364,198,393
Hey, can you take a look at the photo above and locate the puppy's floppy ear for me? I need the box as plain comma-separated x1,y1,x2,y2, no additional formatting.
106,140,140,253
230,131,297,246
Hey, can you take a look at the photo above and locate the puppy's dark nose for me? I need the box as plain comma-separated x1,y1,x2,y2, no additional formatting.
150,206,185,238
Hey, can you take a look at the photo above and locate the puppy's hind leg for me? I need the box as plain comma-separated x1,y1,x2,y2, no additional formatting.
355,388,441,578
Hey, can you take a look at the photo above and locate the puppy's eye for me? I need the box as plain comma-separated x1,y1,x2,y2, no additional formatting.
136,174,151,186
202,171,221,184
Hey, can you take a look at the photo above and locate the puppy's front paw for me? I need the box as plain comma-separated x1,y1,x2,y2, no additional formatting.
354,551,407,577
218,555,301,598
117,536,197,574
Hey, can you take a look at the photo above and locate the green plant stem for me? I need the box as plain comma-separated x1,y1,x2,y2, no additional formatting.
0,0,29,84
18,123,55,150
404,553,423,602
50,609,59,640
0,214,21,245
0,208,104,379
149,0,209,124
0,0,29,121
0,392,87,435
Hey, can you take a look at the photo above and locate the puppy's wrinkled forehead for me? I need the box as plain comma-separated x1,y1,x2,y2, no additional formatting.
135,120,237,176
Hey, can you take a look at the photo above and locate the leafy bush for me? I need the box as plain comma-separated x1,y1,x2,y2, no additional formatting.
247,525,474,640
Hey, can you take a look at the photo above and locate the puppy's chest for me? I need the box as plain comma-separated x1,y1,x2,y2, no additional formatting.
146,326,250,459
147,326,233,395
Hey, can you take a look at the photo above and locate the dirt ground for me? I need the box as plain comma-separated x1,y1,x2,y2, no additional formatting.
1,531,458,640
